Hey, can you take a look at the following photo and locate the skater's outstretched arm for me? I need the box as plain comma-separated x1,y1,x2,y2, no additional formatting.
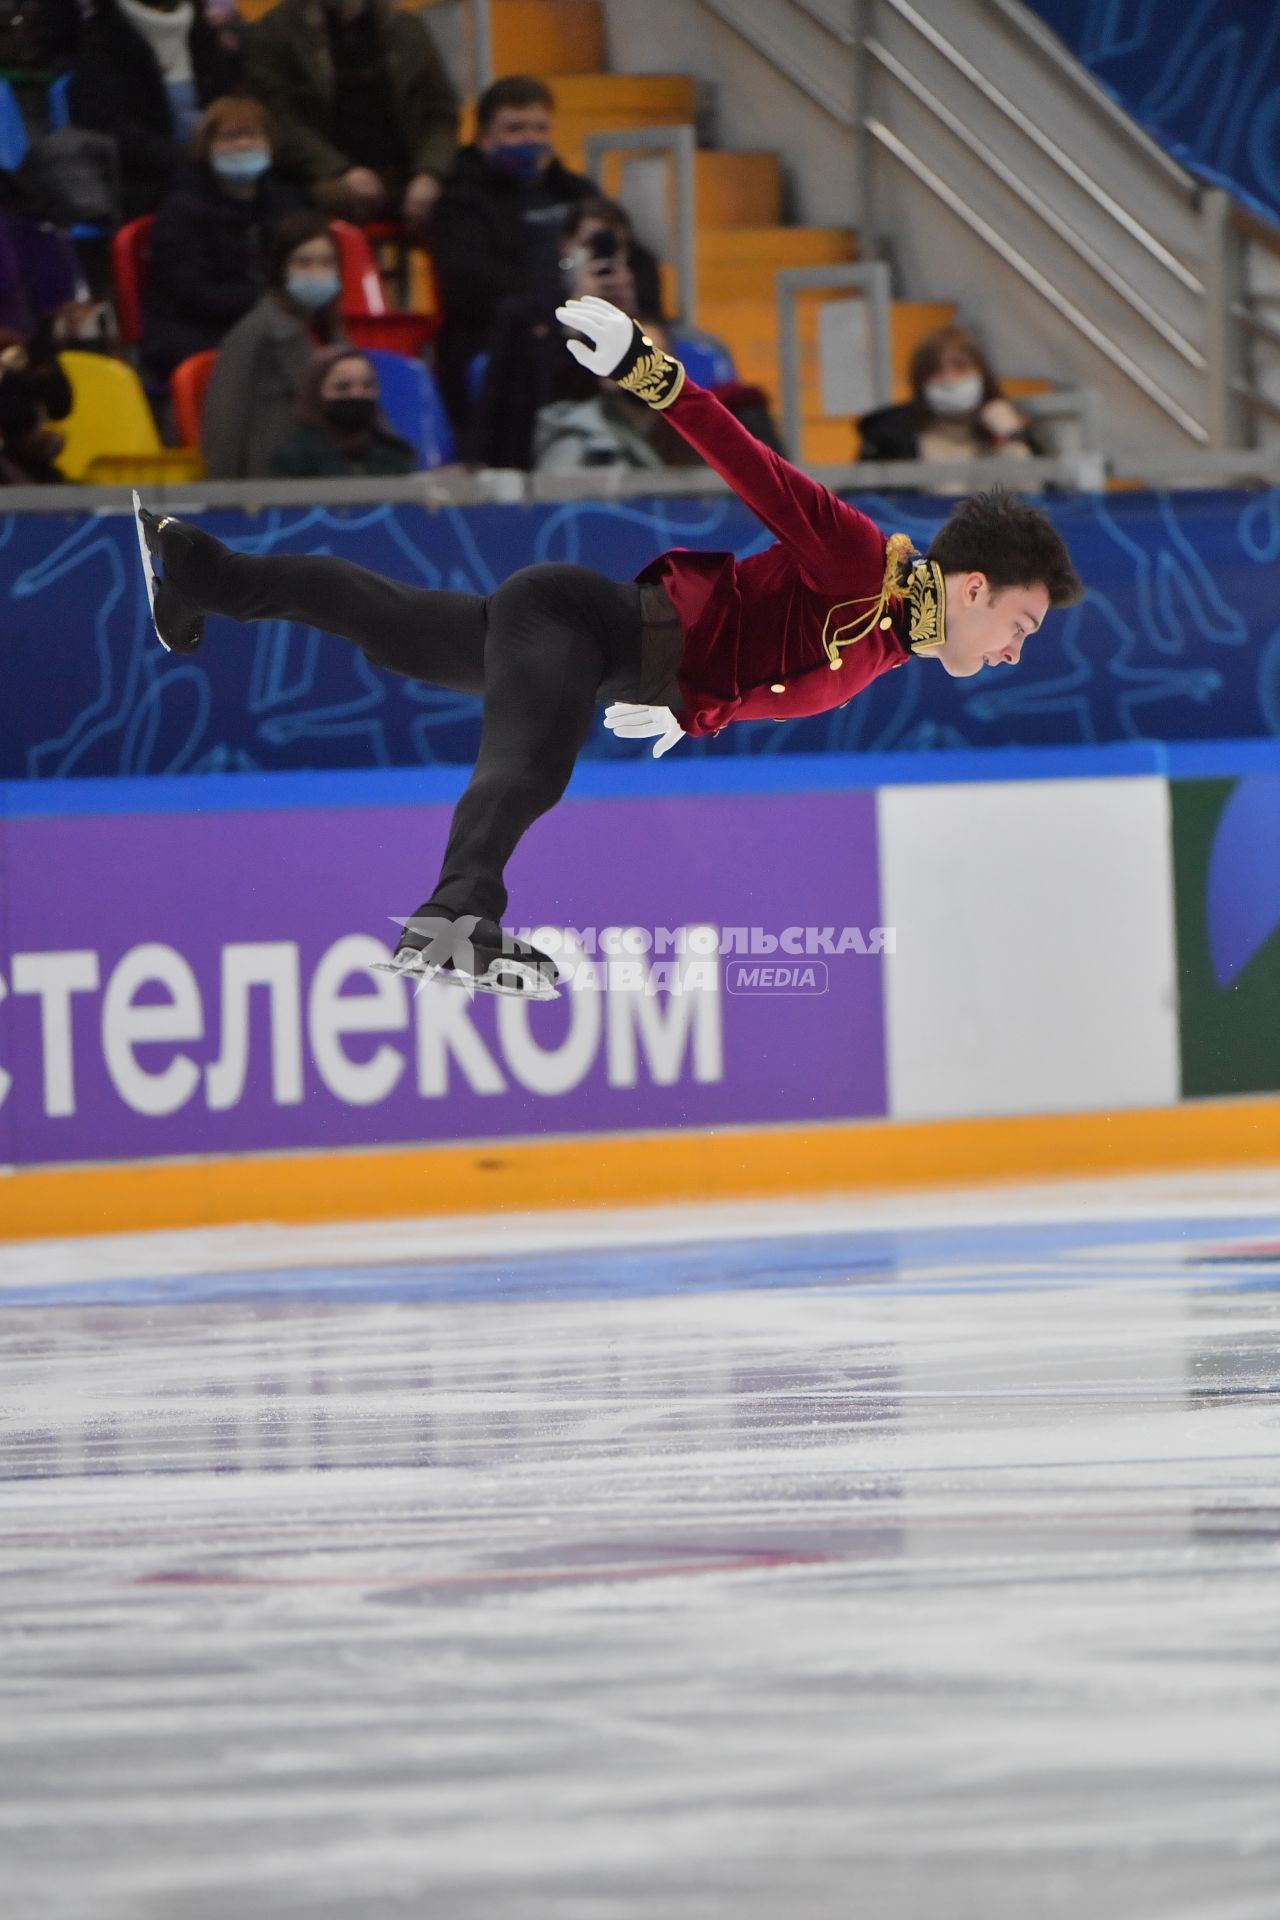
556,295,885,594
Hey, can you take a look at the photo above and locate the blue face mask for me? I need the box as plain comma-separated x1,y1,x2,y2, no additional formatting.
285,269,341,310
212,147,271,182
489,140,550,183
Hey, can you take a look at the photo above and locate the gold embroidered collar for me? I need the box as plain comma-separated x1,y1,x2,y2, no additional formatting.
903,557,947,654
819,532,947,666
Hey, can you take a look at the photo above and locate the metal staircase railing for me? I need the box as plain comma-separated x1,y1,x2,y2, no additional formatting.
690,0,1280,450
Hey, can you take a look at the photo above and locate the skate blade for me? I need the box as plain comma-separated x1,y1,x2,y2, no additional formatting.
132,488,171,652
371,953,561,1000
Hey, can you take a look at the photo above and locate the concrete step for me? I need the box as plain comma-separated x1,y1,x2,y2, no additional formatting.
657,228,855,314
692,290,862,397
491,0,604,75
602,151,784,244
801,418,859,464
695,294,961,431
696,226,856,300
694,151,782,228
546,73,697,115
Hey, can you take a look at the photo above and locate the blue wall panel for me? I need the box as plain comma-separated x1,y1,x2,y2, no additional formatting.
1025,0,1280,222
3,486,1280,779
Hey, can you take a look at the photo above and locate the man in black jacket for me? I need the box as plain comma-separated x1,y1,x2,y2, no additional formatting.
430,75,596,445
244,0,457,233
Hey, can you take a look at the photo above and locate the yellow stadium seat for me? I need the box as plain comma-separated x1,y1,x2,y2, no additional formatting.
83,451,205,484
56,351,164,482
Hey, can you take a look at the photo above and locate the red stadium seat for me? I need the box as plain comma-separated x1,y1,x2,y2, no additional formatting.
329,219,387,317
111,215,155,347
343,312,437,353
170,347,219,448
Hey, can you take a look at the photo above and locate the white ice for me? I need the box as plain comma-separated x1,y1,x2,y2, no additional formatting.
2,1170,1279,1920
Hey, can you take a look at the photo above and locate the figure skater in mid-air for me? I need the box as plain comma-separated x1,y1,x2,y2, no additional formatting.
134,295,1082,997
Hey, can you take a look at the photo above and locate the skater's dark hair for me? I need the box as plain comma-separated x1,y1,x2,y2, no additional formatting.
927,488,1083,607
477,75,555,129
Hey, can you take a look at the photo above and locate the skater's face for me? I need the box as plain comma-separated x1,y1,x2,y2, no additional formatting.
936,572,1049,677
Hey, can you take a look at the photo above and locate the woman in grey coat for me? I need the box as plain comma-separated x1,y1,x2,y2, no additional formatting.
201,210,348,479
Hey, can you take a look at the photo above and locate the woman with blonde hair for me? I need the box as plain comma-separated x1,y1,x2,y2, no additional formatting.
858,323,1036,470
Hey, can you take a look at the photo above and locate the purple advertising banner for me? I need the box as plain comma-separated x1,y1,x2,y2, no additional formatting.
0,782,887,1168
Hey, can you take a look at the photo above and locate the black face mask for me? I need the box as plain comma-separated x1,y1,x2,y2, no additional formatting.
323,396,378,435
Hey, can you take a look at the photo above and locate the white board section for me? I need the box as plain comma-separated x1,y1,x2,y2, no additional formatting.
879,777,1180,1119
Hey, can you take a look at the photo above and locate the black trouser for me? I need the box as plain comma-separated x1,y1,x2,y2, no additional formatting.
166,533,682,923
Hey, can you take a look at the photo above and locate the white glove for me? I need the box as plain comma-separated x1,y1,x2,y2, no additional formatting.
604,702,685,759
556,294,637,376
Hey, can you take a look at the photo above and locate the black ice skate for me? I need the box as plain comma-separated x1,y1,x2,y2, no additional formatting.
373,904,562,999
132,490,206,654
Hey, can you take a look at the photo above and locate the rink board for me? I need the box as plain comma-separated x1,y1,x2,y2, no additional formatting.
5,489,1280,777
0,777,888,1170
0,746,1277,1231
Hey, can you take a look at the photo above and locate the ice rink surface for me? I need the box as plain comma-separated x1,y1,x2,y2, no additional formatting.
3,1170,1280,1920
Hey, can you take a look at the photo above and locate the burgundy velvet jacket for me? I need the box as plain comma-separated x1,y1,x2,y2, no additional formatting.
634,378,914,737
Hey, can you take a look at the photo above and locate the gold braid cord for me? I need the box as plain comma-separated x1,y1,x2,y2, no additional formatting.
820,530,919,667
616,334,687,411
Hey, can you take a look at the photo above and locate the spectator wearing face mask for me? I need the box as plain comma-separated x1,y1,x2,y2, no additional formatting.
200,209,348,478
430,74,597,439
244,0,457,234
67,0,237,219
857,324,1035,471
268,347,417,477
142,96,305,379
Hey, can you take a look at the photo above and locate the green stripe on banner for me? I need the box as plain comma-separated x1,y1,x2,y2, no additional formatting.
1172,776,1280,1098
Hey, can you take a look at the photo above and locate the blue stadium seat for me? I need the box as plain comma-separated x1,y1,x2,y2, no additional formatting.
47,73,72,132
670,331,737,387
0,79,30,172
466,351,489,403
363,348,457,468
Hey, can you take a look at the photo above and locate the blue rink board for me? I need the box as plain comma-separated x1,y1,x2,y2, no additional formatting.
8,1211,1279,1309
6,486,1280,779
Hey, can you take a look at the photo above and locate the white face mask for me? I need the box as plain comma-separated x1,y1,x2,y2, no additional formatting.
924,373,984,416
